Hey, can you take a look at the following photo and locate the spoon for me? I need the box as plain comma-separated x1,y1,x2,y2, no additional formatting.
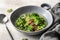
0,14,14,40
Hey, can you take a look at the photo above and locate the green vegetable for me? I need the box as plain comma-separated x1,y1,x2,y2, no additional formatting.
27,25,33,31
7,9,13,13
15,12,48,32
22,38,28,40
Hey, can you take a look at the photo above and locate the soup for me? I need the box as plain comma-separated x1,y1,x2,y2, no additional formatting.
15,12,48,32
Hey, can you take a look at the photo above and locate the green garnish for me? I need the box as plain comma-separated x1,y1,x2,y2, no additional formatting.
7,9,13,13
22,38,28,40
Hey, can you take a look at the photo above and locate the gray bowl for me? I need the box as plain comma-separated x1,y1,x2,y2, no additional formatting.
10,6,53,35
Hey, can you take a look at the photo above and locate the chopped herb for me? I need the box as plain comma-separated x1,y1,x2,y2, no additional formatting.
22,38,28,40
7,9,13,13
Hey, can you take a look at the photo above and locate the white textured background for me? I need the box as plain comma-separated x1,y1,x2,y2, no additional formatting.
0,0,60,40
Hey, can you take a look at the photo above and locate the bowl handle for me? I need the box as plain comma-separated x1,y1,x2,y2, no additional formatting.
41,3,51,10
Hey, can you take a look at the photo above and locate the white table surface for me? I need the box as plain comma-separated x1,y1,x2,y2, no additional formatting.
0,0,60,40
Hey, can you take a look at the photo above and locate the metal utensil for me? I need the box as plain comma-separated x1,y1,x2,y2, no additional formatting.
0,14,14,40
